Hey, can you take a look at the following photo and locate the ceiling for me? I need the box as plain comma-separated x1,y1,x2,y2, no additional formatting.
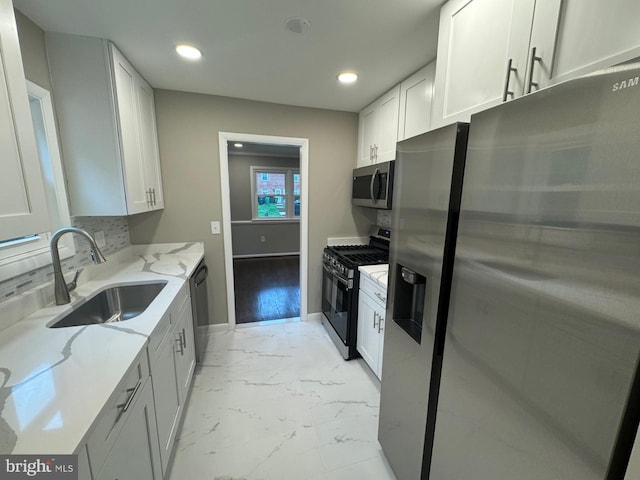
14,0,443,112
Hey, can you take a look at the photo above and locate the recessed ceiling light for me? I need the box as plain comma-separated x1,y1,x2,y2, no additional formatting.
175,44,203,60
284,17,311,34
234,143,244,148
337,72,358,84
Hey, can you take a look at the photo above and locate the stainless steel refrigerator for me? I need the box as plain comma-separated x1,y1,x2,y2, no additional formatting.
378,123,470,479
428,62,640,479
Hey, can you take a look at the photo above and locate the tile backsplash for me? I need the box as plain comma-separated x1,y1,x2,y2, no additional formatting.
377,210,392,228
0,217,130,304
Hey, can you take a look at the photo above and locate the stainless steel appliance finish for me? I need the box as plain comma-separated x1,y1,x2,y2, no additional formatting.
322,228,390,359
429,63,640,479
49,282,167,328
352,161,394,209
189,259,209,363
378,124,469,480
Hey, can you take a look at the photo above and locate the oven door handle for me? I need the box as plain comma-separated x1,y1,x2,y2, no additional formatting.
323,263,351,289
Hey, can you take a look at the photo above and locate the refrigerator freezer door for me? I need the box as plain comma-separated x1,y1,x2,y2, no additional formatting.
430,62,640,479
378,123,468,479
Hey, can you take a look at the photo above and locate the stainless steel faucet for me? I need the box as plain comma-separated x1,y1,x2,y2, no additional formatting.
50,227,107,305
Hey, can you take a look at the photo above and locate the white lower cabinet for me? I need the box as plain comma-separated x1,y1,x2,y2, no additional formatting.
357,275,387,379
95,380,162,480
150,285,196,475
79,285,196,480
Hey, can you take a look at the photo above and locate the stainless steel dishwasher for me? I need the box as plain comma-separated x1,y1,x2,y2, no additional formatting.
189,259,209,363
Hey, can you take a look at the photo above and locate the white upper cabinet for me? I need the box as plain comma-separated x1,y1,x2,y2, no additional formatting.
432,0,545,127
0,0,49,240
398,62,436,141
46,33,164,216
537,0,640,89
357,85,400,167
433,0,640,126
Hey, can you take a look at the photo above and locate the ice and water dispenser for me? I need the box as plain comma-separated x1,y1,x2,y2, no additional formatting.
393,264,426,344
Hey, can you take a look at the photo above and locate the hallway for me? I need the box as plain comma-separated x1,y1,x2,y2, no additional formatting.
233,255,300,324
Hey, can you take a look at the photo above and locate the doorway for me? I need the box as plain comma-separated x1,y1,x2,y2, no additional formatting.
218,133,309,328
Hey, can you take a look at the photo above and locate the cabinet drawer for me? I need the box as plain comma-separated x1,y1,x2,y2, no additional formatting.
147,310,171,367
360,274,387,307
86,351,150,475
173,282,190,313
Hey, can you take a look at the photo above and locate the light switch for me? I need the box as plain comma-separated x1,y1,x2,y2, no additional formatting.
210,221,221,235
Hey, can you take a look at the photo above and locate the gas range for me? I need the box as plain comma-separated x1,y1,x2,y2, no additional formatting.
321,227,390,360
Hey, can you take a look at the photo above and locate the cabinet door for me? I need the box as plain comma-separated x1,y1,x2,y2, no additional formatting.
357,291,379,376
174,297,196,402
152,331,182,473
0,0,49,239
96,380,162,480
542,0,640,88
432,0,535,127
374,85,400,163
111,46,148,215
398,63,436,141
376,305,385,378
357,104,376,167
136,79,164,210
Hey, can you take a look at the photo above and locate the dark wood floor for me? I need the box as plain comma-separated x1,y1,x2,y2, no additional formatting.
233,255,300,324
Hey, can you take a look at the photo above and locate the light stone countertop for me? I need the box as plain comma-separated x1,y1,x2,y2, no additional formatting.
359,264,389,289
0,242,204,455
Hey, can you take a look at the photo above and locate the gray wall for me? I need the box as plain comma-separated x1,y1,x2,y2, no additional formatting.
128,90,377,324
230,153,300,257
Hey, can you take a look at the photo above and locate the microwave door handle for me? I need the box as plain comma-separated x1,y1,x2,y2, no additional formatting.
370,168,379,204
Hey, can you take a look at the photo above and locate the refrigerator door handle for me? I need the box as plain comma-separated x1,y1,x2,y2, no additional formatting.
370,168,380,204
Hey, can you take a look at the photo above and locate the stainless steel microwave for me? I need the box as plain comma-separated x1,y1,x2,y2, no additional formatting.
352,161,394,209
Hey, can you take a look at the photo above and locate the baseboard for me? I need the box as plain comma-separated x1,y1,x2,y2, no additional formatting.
199,323,229,335
306,312,323,323
232,252,300,259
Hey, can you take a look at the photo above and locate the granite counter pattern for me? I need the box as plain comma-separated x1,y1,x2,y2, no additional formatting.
0,242,204,455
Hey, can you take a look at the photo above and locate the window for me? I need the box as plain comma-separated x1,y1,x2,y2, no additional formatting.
250,166,301,220
0,81,74,281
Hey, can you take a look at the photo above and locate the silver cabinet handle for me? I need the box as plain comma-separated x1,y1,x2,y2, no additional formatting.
502,58,518,102
374,291,386,303
526,46,542,94
369,145,373,161
176,331,185,355
145,189,152,207
181,327,186,349
378,314,384,334
370,167,380,204
373,144,378,161
116,378,142,421
373,311,378,329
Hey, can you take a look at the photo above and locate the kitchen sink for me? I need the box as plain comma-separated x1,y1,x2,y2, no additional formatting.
49,282,167,328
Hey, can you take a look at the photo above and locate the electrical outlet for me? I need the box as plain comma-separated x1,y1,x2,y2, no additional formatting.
260,235,266,243
211,221,221,235
94,230,106,248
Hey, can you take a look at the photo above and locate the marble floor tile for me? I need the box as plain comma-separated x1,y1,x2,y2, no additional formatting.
168,317,397,480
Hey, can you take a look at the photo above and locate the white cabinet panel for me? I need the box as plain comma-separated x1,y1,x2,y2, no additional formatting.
152,325,182,474
111,47,147,215
398,62,436,141
174,294,196,402
544,0,640,87
0,0,49,239
46,33,164,216
432,0,536,127
357,86,400,166
357,275,387,379
95,380,161,480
